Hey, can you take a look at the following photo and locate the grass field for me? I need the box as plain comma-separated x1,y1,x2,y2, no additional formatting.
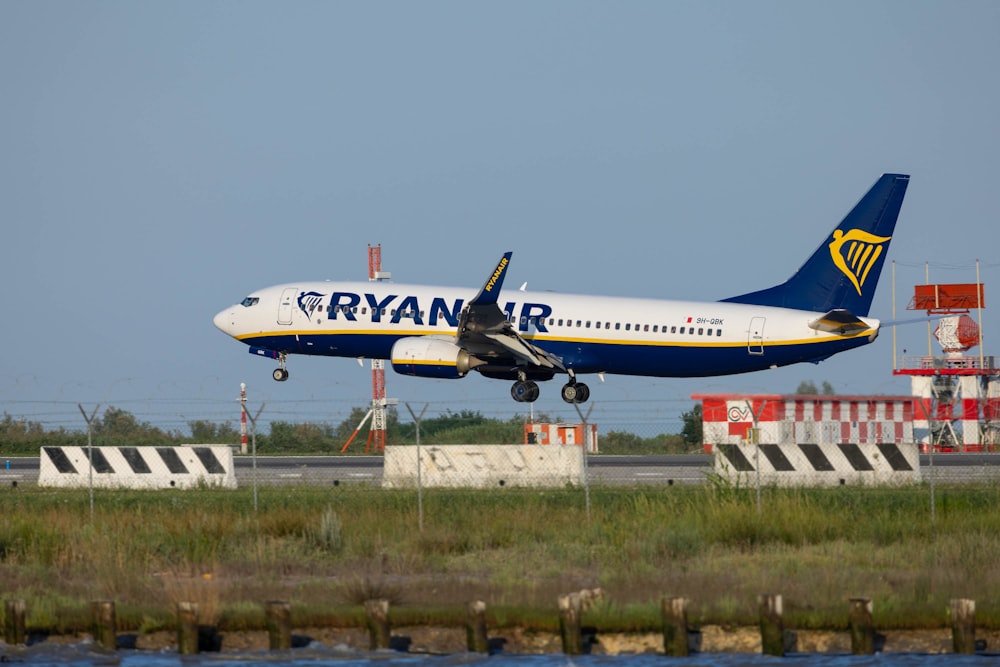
1,483,999,634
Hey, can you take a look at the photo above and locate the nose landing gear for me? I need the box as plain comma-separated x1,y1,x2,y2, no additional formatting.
272,353,289,382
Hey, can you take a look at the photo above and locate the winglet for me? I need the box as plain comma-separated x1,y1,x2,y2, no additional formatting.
469,252,513,306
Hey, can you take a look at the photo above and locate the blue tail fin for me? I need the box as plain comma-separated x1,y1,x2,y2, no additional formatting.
721,173,909,316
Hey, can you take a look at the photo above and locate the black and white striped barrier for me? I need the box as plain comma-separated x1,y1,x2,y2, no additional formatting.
713,442,921,486
39,446,237,489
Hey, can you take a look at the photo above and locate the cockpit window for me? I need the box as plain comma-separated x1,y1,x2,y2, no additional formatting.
240,297,260,307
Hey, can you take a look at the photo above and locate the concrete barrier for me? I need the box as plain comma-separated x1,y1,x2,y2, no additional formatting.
38,445,237,489
383,444,584,488
713,442,921,487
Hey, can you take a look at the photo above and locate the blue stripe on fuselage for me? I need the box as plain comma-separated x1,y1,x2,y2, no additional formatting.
237,332,869,378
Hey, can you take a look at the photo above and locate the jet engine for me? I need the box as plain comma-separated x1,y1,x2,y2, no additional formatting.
390,337,481,379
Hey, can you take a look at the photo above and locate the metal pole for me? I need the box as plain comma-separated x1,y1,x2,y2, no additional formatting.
242,395,265,513
572,402,595,523
745,399,767,516
240,383,248,455
405,403,428,533
78,403,100,524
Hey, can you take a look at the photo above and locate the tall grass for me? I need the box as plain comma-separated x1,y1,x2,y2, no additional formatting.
1,484,999,632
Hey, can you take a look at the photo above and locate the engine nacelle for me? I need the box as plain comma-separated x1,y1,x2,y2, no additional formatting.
390,337,478,379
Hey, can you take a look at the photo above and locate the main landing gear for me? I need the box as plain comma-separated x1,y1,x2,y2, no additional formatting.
511,379,540,402
560,379,589,404
272,353,289,382
509,374,590,404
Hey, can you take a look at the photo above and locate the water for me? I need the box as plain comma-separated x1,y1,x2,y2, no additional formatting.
2,640,996,667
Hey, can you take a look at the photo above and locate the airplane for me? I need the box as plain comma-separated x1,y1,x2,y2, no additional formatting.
213,173,909,404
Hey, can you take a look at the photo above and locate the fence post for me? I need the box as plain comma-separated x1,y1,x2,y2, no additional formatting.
465,600,489,653
558,592,583,655
950,598,976,654
265,600,292,650
91,599,117,650
758,594,784,656
848,597,874,655
661,597,689,657
176,601,200,655
3,599,26,645
364,599,391,650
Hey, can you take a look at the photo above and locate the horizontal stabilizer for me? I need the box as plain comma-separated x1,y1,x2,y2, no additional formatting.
808,309,871,334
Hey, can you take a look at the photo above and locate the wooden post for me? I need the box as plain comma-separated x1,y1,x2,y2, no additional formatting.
364,599,391,650
91,599,117,650
176,601,200,655
465,600,489,654
3,599,26,645
758,594,784,657
661,597,689,657
950,598,976,654
265,600,292,650
848,597,874,655
558,592,583,655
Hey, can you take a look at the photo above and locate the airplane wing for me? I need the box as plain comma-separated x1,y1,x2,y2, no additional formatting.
456,253,564,372
807,309,874,334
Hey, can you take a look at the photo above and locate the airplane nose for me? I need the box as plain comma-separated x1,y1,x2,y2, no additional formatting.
213,308,233,334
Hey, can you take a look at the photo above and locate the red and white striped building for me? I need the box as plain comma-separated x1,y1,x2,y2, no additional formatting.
694,394,914,451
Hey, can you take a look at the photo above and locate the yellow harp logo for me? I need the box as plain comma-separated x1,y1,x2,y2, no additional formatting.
829,229,891,296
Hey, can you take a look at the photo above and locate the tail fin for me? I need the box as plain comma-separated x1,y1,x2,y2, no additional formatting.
722,173,909,316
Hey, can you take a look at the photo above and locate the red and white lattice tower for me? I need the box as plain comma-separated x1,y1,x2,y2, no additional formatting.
894,264,998,451
367,244,390,453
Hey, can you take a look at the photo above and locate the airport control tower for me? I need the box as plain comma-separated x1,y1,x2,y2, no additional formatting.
894,274,999,450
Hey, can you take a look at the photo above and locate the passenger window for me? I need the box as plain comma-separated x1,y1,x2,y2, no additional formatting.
576,320,582,327
716,329,722,336
625,323,631,331
698,327,704,335
586,321,591,328
558,319,564,326
615,323,621,330
605,322,611,329
653,325,658,332
679,327,685,334
644,324,649,332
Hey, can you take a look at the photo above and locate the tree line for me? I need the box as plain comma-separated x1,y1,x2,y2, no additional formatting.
0,405,704,456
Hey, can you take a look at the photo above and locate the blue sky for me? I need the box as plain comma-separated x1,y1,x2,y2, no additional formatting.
3,1,998,436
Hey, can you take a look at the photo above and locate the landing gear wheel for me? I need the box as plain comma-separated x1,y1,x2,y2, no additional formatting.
511,380,539,403
273,368,289,382
561,381,590,403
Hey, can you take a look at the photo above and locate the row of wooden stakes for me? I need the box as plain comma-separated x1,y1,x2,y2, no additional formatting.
0,593,985,656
